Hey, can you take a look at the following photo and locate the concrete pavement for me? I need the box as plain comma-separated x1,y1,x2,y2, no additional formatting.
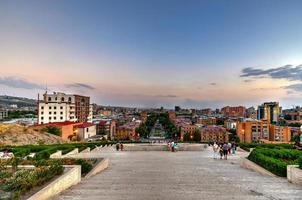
53,147,302,200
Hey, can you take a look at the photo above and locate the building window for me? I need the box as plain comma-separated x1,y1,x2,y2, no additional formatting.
49,117,51,120
68,97,72,102
41,106,44,109
60,106,63,109
41,117,44,120
61,97,65,102
54,106,56,109
86,128,89,132
48,97,51,101
49,106,52,109
60,112,63,115
54,117,56,120
55,97,57,100
54,112,56,115
41,111,44,114
60,117,63,120
49,112,52,114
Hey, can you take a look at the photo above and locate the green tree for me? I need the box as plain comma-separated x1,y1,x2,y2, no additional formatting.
193,130,201,142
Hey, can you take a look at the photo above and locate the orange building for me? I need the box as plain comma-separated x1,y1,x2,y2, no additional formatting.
197,117,216,126
140,111,148,122
34,121,82,141
237,120,269,143
200,126,228,143
269,125,291,143
180,124,198,140
115,121,141,141
221,106,246,117
168,111,176,120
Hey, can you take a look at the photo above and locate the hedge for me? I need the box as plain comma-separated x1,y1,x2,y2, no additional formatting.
298,156,302,169
248,149,287,177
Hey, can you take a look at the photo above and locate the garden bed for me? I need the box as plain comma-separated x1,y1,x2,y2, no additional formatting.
0,158,101,200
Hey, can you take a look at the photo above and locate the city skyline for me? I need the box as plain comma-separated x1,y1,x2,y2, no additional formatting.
1,0,302,109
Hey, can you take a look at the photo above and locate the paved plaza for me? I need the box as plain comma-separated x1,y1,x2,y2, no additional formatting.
54,146,302,200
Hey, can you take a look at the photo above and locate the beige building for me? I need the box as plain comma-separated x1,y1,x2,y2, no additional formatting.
0,109,8,120
38,92,92,124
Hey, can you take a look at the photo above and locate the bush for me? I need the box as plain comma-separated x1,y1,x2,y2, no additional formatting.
74,159,93,175
248,149,287,177
298,156,302,169
2,161,63,198
42,126,61,136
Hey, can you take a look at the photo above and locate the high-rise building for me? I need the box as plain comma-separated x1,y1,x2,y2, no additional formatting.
246,107,257,119
38,92,92,124
257,102,280,124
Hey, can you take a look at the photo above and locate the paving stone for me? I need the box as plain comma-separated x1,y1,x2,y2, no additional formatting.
53,148,302,200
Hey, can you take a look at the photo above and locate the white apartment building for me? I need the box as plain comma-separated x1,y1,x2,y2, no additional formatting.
38,92,92,124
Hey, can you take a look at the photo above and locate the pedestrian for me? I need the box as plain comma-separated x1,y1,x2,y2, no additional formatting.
171,141,175,152
120,143,124,151
227,142,232,154
231,142,236,154
223,143,228,160
219,144,223,159
213,142,218,159
116,142,120,151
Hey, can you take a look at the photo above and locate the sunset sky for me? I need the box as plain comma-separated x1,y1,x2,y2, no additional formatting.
1,0,302,109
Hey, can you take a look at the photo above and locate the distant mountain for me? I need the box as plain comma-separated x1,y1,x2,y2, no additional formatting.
0,95,37,108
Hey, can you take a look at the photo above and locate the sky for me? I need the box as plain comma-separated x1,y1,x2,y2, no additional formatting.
1,0,302,109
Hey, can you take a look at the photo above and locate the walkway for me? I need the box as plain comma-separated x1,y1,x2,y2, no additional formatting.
54,147,302,200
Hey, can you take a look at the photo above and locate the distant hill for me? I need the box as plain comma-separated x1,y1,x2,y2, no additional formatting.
0,95,37,108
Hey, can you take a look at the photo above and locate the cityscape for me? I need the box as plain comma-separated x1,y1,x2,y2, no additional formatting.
1,1,302,200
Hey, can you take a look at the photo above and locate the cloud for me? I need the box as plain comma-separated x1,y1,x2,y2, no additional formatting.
65,83,95,90
210,82,217,86
243,79,254,83
284,83,302,93
155,94,178,98
240,64,302,81
0,76,43,89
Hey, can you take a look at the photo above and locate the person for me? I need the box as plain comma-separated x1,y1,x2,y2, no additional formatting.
231,142,236,154
171,141,175,152
223,143,228,160
227,142,232,154
219,144,223,159
173,142,178,152
213,142,218,159
167,142,171,151
116,142,120,151
120,143,124,151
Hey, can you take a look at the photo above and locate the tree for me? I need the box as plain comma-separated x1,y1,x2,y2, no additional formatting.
193,130,201,142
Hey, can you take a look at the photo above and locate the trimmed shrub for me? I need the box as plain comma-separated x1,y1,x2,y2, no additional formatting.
248,149,287,177
298,156,302,169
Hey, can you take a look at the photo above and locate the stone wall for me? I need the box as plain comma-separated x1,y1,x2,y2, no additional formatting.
287,165,302,186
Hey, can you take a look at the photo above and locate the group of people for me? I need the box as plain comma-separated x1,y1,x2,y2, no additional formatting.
212,142,237,160
167,141,177,152
116,142,124,151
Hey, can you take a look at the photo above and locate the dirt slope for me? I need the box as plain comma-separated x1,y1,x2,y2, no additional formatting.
0,124,64,146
